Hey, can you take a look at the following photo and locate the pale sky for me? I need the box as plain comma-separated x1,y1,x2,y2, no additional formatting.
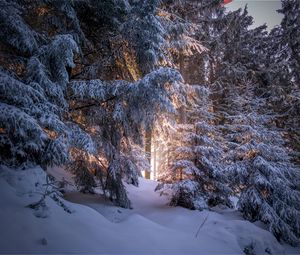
226,0,283,30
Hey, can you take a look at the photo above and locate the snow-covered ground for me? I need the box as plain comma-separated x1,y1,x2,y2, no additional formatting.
0,165,299,254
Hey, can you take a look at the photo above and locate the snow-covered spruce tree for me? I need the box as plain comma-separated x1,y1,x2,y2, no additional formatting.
0,34,94,167
68,67,183,207
0,0,188,209
264,1,300,164
159,0,223,84
157,84,232,210
154,0,233,210
152,0,217,156
208,7,300,243
224,101,300,245
0,0,94,168
122,0,166,75
159,0,207,70
211,6,270,111
15,0,187,207
148,0,210,175
193,4,300,245
279,0,300,85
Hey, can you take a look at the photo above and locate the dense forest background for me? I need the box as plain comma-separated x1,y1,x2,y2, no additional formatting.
0,0,299,245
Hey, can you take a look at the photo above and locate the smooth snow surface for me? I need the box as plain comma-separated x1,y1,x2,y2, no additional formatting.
0,166,299,254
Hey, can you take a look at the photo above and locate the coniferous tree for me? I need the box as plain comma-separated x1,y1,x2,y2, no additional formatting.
265,0,300,163
279,0,300,85
157,84,232,210
156,0,233,210
1,0,300,242
69,67,183,207
0,19,94,167
225,96,300,245
0,0,186,208
210,4,300,245
156,1,300,245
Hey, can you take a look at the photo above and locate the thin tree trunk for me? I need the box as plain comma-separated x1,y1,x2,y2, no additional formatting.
153,135,156,180
145,130,152,179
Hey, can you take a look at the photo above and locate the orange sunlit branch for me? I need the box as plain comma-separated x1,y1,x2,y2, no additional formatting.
36,6,50,16
43,128,59,139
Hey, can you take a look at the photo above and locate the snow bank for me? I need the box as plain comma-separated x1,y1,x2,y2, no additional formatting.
0,166,298,254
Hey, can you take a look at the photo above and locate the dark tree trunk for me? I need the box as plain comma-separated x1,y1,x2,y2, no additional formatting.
145,130,152,179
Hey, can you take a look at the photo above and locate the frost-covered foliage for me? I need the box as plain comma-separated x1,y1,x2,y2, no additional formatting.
0,0,37,54
211,7,269,113
158,0,215,84
225,109,300,245
0,2,93,168
123,0,166,74
159,1,207,60
265,0,300,163
204,5,300,244
0,0,165,208
70,67,182,138
200,4,300,244
0,68,67,166
26,34,78,108
279,0,300,85
0,32,93,167
0,0,187,208
157,85,232,210
45,0,86,45
156,2,251,211
153,0,300,245
1,0,300,242
69,67,183,207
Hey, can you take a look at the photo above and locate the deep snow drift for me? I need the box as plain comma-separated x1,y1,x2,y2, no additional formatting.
0,165,299,254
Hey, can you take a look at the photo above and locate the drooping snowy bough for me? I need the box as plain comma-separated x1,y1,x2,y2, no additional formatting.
68,67,183,207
